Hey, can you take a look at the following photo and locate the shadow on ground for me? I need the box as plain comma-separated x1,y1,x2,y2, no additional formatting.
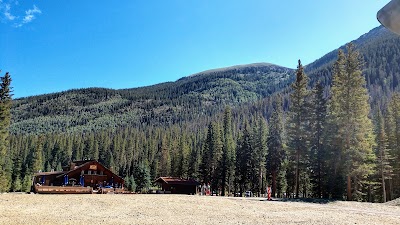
258,198,338,204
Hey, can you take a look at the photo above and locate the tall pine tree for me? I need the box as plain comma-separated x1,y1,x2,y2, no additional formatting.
0,72,12,192
251,116,268,196
309,82,327,198
374,108,393,202
235,121,253,195
266,97,285,197
287,60,310,198
221,107,235,196
328,43,375,201
385,93,400,200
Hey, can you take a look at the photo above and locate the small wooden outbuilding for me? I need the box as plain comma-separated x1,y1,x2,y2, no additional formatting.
154,177,200,195
32,160,124,194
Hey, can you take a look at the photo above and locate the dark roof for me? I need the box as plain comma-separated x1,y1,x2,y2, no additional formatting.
58,160,122,178
155,177,200,186
34,160,124,183
34,171,64,176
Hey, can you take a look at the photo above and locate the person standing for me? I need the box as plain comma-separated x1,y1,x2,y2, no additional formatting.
267,186,272,201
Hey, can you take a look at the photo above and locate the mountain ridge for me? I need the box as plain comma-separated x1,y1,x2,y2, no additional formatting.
10,25,400,134
15,26,389,101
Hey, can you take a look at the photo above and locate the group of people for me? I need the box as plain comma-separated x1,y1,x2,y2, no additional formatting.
198,183,272,200
200,183,211,195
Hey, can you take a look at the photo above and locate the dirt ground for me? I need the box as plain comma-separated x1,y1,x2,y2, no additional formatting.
0,194,399,225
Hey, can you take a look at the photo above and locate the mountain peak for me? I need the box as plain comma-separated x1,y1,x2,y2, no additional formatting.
187,62,289,78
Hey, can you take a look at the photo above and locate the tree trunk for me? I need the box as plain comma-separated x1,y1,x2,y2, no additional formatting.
227,177,230,197
318,163,322,198
389,179,393,201
382,171,387,203
221,170,226,196
259,166,263,197
368,185,372,202
347,175,352,201
317,143,322,198
272,170,277,197
295,149,300,198
379,144,386,202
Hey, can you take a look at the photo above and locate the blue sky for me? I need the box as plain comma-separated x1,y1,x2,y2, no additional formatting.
1,0,386,98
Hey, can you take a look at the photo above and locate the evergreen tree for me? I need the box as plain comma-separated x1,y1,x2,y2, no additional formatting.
86,134,96,160
328,43,375,201
133,163,151,193
309,82,328,198
200,122,223,193
385,93,400,200
287,60,310,198
124,175,137,192
31,136,44,173
22,173,32,192
176,135,190,178
0,72,12,192
211,123,223,194
251,116,268,196
158,135,171,177
374,108,393,202
187,141,201,180
266,97,285,197
11,150,22,192
129,175,137,192
235,122,253,195
222,107,236,196
56,162,62,171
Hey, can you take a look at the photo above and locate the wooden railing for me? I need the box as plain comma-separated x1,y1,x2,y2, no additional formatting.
34,185,93,194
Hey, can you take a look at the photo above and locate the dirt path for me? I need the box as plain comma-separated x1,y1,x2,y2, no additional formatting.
0,194,399,225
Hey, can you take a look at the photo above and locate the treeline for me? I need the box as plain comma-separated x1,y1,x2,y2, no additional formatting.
10,27,400,137
3,27,400,202
0,72,12,192
10,64,293,135
1,44,399,202
197,44,399,202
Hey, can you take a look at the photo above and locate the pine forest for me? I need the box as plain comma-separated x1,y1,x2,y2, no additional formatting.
2,26,400,203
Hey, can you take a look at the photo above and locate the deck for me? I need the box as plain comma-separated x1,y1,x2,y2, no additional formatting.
34,185,93,194
34,185,127,194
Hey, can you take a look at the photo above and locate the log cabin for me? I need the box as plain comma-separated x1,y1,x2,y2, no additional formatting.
154,177,200,195
32,160,125,194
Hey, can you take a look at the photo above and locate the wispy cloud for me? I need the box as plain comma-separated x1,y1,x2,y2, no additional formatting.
4,4,15,21
21,5,41,24
0,1,42,27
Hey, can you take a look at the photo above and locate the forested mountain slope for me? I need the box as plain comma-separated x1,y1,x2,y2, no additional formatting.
11,26,400,135
11,63,293,134
306,26,400,105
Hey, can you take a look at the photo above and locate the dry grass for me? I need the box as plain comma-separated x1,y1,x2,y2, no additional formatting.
0,193,399,225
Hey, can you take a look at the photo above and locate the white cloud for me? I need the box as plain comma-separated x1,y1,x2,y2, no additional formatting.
0,1,42,27
21,5,41,24
4,4,15,21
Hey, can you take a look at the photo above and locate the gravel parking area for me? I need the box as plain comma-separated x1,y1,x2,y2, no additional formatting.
0,194,399,224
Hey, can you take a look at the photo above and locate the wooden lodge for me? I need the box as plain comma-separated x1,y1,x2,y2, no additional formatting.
32,160,125,194
154,177,200,195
